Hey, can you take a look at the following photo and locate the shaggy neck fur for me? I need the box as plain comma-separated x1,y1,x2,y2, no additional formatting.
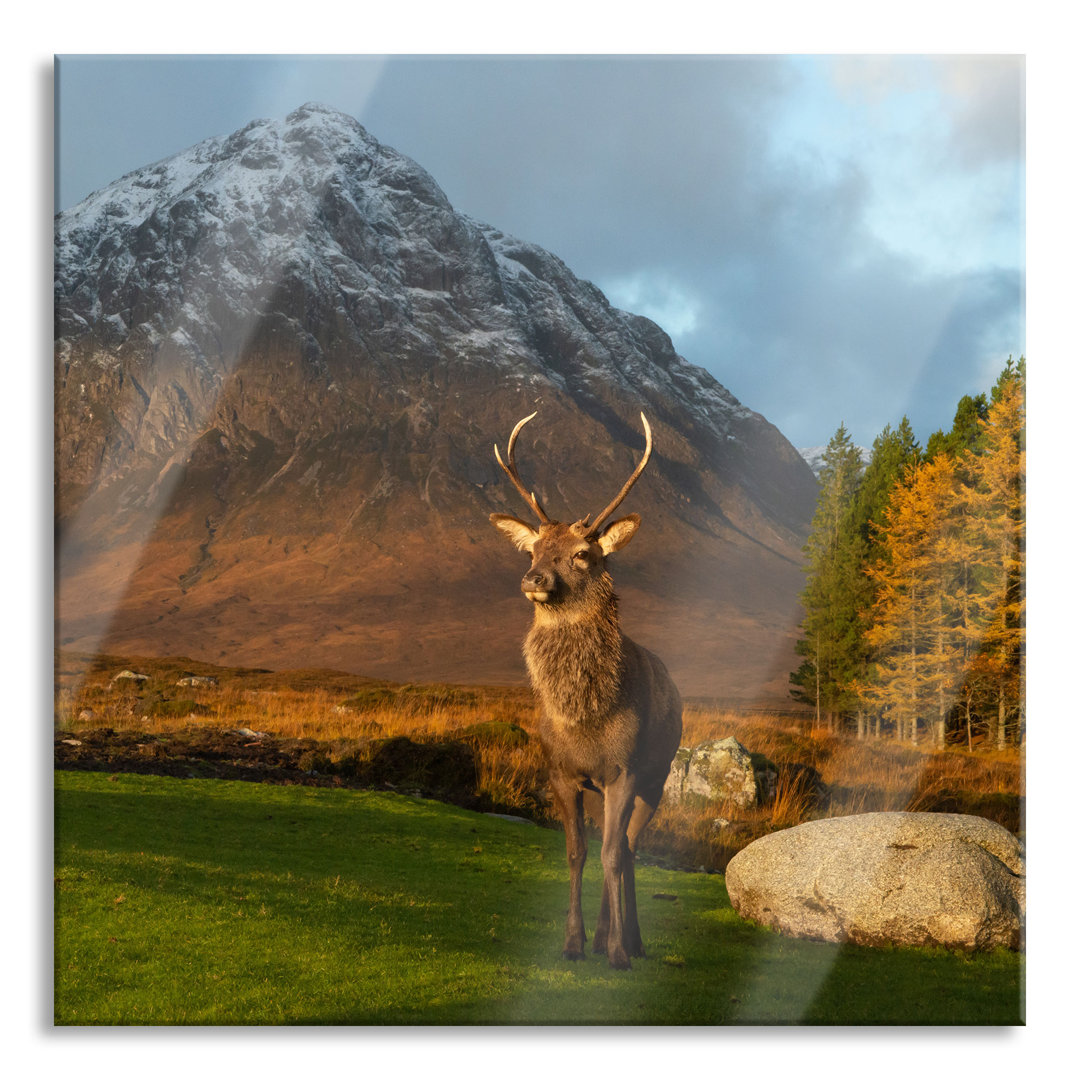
524,572,624,725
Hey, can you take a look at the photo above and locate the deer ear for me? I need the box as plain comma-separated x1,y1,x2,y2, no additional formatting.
596,514,640,556
490,513,539,552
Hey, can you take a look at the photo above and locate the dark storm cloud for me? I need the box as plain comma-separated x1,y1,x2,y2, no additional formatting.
361,56,792,270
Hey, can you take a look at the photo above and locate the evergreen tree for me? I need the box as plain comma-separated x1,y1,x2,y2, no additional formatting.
925,394,990,460
847,417,921,546
791,425,865,727
835,418,920,737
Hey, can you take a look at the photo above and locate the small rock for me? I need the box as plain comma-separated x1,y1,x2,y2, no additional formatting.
177,675,218,687
61,738,82,746
664,737,760,809
234,728,267,739
112,670,149,683
78,709,95,722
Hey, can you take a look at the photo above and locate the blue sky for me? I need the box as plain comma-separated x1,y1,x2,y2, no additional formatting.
55,54,1024,450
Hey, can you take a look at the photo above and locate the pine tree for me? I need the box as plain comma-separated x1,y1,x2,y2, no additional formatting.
839,418,921,737
925,393,990,460
791,424,865,727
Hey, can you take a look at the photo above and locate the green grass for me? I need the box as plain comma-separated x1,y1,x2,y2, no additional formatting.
54,770,1023,1025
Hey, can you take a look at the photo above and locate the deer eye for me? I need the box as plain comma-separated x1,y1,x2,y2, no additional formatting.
572,550,590,564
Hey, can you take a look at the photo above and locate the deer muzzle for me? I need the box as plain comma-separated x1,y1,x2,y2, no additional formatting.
522,568,555,604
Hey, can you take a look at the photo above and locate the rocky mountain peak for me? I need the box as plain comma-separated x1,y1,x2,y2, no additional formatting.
55,104,817,703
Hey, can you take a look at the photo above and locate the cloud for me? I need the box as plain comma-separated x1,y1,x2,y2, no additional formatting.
824,54,1024,171
935,55,1026,167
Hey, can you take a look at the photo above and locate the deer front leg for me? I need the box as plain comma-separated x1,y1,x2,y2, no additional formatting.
599,775,637,969
595,833,643,958
621,796,656,958
550,773,587,960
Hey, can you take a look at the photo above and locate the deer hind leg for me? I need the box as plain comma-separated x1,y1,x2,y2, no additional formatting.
593,894,611,955
551,775,587,960
590,791,615,956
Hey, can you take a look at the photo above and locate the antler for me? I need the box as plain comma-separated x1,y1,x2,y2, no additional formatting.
588,413,652,536
494,412,551,524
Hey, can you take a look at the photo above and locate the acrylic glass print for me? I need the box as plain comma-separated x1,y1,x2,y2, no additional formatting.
54,54,1025,1025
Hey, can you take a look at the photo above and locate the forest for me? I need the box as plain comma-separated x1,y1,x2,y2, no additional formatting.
791,357,1025,750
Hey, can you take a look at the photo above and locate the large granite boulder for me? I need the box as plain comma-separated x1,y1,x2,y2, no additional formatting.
725,812,1024,951
664,737,765,809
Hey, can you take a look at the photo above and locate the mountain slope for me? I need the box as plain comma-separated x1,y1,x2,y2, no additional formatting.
55,103,817,703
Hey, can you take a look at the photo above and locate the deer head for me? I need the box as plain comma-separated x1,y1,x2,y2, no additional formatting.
489,412,652,608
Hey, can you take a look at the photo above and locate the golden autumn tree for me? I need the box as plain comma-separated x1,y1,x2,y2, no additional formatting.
860,455,960,744
856,358,1025,748
962,362,1025,747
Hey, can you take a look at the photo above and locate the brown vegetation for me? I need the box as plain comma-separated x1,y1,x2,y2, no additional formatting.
55,652,1023,872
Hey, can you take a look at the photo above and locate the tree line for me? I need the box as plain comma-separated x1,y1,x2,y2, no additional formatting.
791,357,1025,749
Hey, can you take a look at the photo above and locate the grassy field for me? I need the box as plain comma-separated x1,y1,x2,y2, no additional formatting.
54,769,1023,1026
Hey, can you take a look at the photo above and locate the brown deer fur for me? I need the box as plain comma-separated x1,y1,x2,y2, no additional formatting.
490,415,682,969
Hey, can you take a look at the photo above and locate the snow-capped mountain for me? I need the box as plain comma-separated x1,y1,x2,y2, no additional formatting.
55,103,817,701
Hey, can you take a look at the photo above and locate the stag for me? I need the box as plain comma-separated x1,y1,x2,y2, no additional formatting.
490,411,682,969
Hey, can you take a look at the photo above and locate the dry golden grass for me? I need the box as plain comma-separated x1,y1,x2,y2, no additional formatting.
641,704,1024,869
56,652,1023,870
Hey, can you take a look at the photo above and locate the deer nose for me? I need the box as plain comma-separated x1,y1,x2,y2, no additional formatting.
522,568,555,601
522,568,554,591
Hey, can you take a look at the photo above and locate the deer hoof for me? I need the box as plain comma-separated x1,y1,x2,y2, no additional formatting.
562,946,585,961
608,948,632,970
